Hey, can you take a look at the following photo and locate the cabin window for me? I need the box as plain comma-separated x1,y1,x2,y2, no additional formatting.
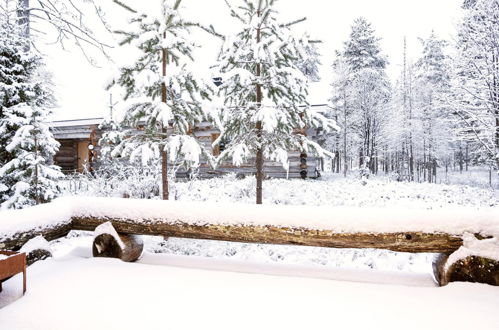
211,133,229,156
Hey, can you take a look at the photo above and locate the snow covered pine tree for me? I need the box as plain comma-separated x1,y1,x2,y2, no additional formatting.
107,0,214,200
0,3,63,209
214,0,338,204
333,17,391,175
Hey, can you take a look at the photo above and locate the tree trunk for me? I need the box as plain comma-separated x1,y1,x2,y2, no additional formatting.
255,11,263,204
161,37,169,200
343,94,348,177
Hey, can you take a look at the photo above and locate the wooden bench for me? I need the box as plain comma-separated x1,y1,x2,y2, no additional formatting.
0,198,497,286
0,251,26,294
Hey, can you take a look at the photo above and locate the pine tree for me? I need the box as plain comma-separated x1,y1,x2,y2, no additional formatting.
107,0,214,200
214,0,338,204
0,3,62,209
299,39,321,82
343,17,387,72
451,0,499,170
338,17,391,174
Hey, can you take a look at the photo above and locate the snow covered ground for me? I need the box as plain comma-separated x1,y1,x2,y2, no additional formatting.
1,173,497,329
65,172,499,209
1,254,499,330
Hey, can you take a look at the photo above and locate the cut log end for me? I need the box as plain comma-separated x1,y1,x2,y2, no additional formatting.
433,254,499,286
92,233,143,262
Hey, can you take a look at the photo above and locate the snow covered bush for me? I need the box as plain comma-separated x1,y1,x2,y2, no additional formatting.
0,3,63,209
62,161,161,199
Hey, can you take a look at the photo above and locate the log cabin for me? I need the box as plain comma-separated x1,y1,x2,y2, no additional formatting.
48,104,331,178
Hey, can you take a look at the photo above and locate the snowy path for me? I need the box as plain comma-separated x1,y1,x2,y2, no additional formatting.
1,257,499,330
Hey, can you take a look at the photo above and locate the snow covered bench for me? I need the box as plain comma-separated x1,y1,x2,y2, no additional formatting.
0,251,26,294
0,197,498,285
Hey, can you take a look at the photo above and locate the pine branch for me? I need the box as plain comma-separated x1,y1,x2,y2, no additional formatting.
112,0,137,13
280,17,306,28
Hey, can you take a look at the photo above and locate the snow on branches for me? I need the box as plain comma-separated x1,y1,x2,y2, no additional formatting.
106,0,214,170
213,0,338,172
0,8,63,209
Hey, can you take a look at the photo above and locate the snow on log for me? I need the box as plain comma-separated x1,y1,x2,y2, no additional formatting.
0,200,73,251
20,236,53,266
92,222,143,262
70,197,499,253
1,196,498,254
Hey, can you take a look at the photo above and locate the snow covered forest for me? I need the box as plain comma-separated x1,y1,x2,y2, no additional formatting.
0,0,497,209
1,0,499,329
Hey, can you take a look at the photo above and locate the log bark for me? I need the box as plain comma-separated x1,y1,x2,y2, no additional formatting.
73,217,463,253
93,233,143,262
0,223,72,251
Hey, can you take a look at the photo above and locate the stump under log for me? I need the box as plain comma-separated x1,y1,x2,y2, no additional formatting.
20,236,53,266
432,253,449,285
25,249,52,266
435,255,499,286
93,233,143,262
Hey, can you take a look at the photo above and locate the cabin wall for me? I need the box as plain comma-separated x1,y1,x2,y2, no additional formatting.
52,125,102,174
51,119,325,179
177,123,321,179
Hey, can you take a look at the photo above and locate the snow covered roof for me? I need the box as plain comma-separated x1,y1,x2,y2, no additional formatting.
49,118,104,139
49,118,104,128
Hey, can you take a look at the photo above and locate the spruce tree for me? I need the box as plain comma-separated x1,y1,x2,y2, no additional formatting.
0,4,63,209
343,17,387,72
338,17,391,174
108,0,214,200
214,0,338,204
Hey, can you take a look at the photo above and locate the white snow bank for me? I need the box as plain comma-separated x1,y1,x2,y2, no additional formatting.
1,196,498,240
20,236,52,253
93,221,125,250
1,258,499,330
445,233,499,269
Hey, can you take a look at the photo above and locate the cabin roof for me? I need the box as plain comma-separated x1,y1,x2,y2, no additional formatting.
49,117,104,128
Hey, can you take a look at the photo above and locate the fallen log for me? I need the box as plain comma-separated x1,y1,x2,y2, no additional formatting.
92,222,143,262
0,223,72,251
73,217,464,253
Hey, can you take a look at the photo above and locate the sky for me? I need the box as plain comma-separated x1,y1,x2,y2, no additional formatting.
39,0,464,120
